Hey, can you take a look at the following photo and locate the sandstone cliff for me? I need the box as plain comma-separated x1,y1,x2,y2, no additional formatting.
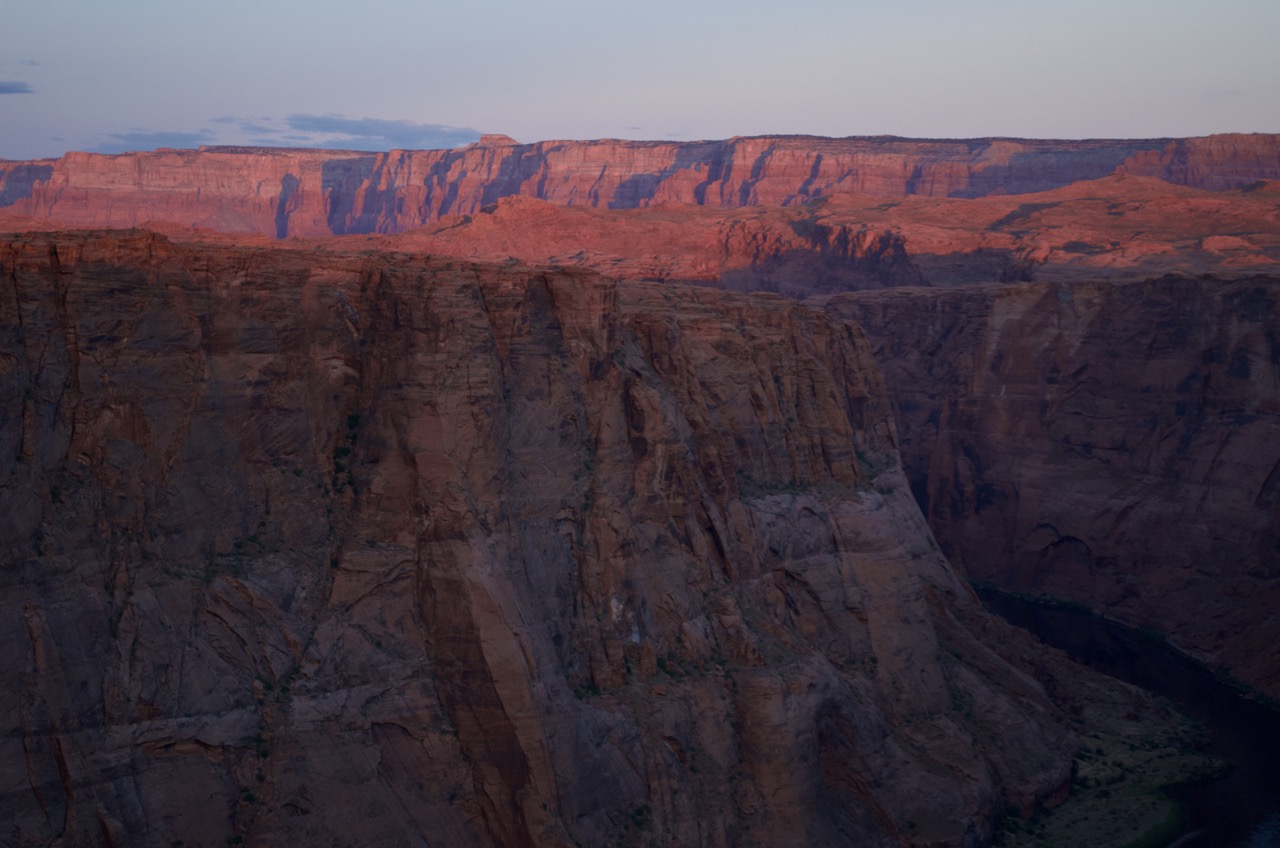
832,276,1280,699
2,133,1278,238
2,231,1092,847
350,176,1280,292
387,195,926,295
1118,134,1280,190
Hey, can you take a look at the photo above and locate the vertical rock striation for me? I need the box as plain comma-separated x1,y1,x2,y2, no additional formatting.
833,276,1280,698
0,230,1081,847
3,134,1278,238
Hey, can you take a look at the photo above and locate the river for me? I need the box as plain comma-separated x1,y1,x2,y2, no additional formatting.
976,589,1280,848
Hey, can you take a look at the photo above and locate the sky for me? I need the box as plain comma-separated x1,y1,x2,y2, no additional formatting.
2,0,1278,159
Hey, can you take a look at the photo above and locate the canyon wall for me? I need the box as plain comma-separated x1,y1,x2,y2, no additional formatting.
833,276,1280,698
1118,133,1280,190
361,176,1280,292
1,231,1088,847
2,134,1278,238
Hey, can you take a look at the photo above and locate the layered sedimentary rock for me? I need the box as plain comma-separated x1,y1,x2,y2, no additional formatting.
2,230,1086,847
356,176,1280,291
1118,133,1280,190
2,133,1279,238
833,276,1280,698
390,195,927,295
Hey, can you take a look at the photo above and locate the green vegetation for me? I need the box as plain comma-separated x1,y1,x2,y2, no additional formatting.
994,723,1217,848
737,472,812,498
1212,666,1280,713
988,649,1223,847
854,447,896,480
969,580,1095,614
968,585,1227,848
331,413,362,493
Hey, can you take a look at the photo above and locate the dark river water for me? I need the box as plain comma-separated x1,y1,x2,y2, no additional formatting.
976,589,1280,848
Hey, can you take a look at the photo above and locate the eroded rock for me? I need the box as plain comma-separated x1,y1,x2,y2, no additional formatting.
835,275,1280,699
1,230,1083,847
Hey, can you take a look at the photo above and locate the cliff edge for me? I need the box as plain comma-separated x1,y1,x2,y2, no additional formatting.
1,230,1089,847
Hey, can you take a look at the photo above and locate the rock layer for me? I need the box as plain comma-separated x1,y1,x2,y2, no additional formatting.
833,276,1280,698
1,231,1084,847
350,176,1280,292
2,133,1278,238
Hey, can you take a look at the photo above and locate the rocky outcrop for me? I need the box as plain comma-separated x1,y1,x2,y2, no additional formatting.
366,176,1280,292
2,134,1278,238
1119,134,1280,190
1,230,1088,847
392,195,926,295
832,276,1280,698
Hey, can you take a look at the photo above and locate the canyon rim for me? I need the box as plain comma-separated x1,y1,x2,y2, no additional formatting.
2,133,1277,847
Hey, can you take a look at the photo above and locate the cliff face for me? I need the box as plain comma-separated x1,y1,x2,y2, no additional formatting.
1,231,1082,847
2,133,1277,238
1118,134,1280,190
391,196,926,295
359,176,1280,292
832,277,1280,698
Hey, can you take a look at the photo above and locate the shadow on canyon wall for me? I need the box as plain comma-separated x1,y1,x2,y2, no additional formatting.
718,221,926,295
832,275,1280,698
3,230,1110,848
0,164,53,207
6,134,1279,238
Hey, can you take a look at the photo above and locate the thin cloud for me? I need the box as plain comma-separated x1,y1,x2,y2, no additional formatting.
0,82,34,94
79,116,484,155
245,135,313,146
91,129,216,154
237,121,280,135
283,114,481,150
202,115,480,151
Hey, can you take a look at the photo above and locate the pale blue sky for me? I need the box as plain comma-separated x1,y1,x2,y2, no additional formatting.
2,0,1278,158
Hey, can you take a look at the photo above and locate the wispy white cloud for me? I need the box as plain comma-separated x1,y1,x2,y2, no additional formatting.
91,129,217,154
74,115,482,156
202,114,482,151
280,115,481,150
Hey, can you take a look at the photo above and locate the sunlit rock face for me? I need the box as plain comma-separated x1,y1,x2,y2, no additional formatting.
1,133,1278,238
834,275,1280,699
1,231,1080,847
352,174,1280,291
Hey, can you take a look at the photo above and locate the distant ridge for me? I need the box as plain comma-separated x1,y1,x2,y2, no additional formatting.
1,133,1277,238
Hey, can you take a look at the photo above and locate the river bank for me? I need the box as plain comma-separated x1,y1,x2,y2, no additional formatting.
977,587,1280,848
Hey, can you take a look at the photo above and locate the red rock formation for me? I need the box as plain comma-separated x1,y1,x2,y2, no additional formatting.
2,133,1278,239
12,158,1277,294
0,230,1098,847
833,276,1280,698
381,196,925,294
340,175,1280,291
1119,133,1280,190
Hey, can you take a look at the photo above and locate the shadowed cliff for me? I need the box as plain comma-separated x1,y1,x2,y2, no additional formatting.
361,176,1280,292
833,276,1280,699
0,230,1114,847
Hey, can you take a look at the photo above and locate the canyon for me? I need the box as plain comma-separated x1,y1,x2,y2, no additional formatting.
4,136,1278,295
355,174,1280,292
834,276,1280,699
4,231,1103,847
1,134,1278,239
1,132,1277,846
